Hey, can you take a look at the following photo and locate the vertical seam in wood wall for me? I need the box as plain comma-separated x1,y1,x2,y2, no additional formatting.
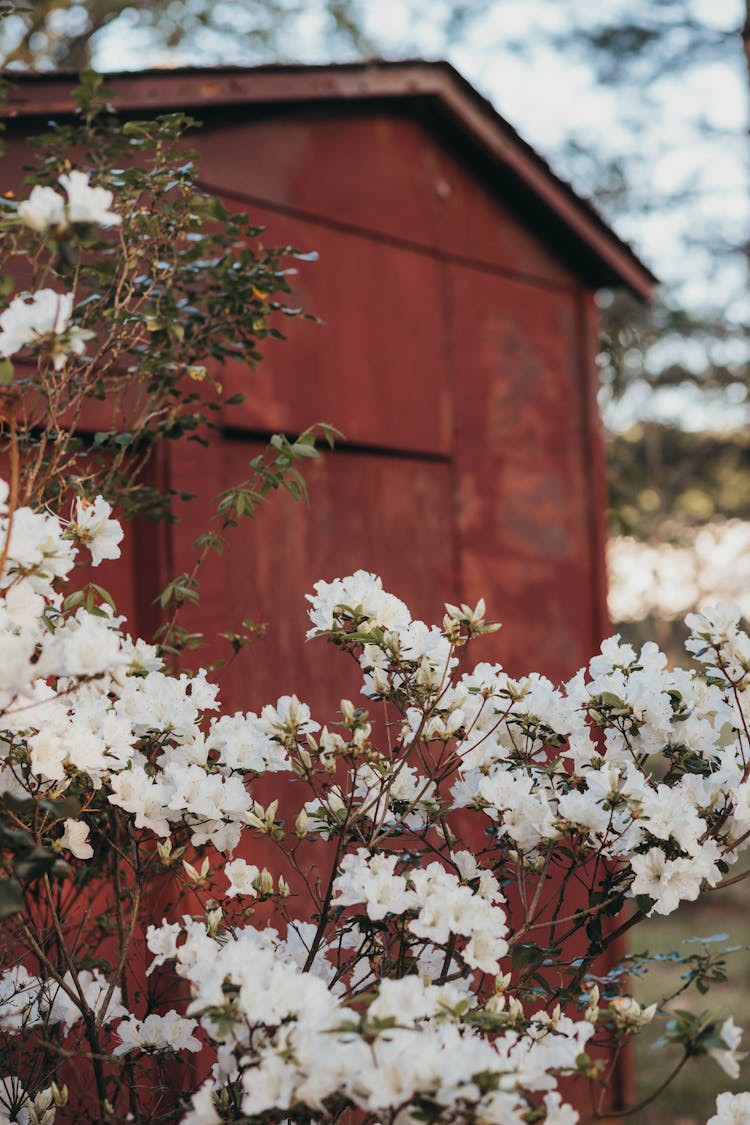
438,252,464,606
576,290,610,655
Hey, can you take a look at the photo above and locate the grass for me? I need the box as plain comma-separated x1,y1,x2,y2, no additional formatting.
627,870,750,1123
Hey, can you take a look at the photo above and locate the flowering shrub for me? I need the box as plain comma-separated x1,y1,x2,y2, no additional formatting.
0,493,748,1124
0,72,338,660
0,74,307,520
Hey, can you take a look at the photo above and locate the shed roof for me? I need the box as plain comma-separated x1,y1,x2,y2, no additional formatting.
2,60,655,299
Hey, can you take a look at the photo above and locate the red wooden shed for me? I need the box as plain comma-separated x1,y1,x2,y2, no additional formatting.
3,62,654,1117
3,61,654,719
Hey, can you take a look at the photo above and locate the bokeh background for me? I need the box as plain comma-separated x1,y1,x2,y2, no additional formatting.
3,3,750,1119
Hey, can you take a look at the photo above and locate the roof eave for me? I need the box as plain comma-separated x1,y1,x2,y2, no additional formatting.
1,61,655,300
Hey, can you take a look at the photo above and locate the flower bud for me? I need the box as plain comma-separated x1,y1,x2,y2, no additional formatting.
297,746,313,770
372,667,391,696
206,906,223,937
278,875,291,898
183,856,210,885
157,838,186,866
484,992,506,1015
351,724,371,752
254,867,274,896
340,699,356,725
507,997,525,1024
51,1084,68,1109
248,800,279,834
435,821,457,848
26,1104,56,1125
495,972,512,996
609,996,657,1032
34,1090,54,1113
584,985,600,1024
295,808,309,838
522,852,546,872
442,614,462,643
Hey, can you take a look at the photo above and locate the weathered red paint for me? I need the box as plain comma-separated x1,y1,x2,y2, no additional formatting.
2,64,652,1117
3,62,655,299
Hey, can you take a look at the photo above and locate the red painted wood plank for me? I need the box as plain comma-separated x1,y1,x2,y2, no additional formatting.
197,110,579,288
446,264,602,683
214,201,454,456
166,437,457,716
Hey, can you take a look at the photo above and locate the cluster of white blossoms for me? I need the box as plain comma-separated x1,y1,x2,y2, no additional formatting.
0,963,126,1039
0,290,88,373
0,172,119,373
305,573,750,920
17,171,121,233
3,503,750,1122
156,917,594,1125
331,849,509,973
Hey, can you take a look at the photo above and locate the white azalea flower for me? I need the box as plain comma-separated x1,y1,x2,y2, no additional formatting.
306,570,411,636
72,496,124,566
18,185,66,232
224,858,260,898
332,849,416,920
58,171,121,227
0,290,86,370
43,969,126,1034
0,968,43,1032
18,171,120,232
708,1091,750,1124
629,847,708,915
708,1017,747,1080
181,1080,221,1125
114,1010,200,1056
58,818,93,860
0,1075,30,1125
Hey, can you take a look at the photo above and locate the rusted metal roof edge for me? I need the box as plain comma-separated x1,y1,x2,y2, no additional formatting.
1,61,655,299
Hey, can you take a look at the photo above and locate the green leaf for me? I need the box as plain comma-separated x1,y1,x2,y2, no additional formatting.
511,942,547,971
0,359,13,385
88,584,116,612
0,826,33,849
0,879,24,920
290,442,320,459
122,120,155,137
599,691,626,708
39,795,82,819
14,846,66,881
